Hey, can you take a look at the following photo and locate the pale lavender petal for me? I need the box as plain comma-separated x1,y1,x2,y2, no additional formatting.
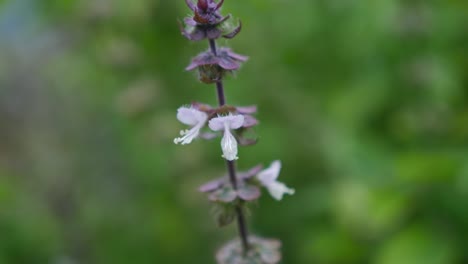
236,105,257,114
257,160,281,184
238,164,263,180
184,17,197,26
226,114,244,129
266,181,295,201
199,178,225,192
208,116,226,131
209,114,243,131
177,107,208,125
186,51,219,70
242,115,258,127
218,57,240,70
226,49,248,61
237,185,261,201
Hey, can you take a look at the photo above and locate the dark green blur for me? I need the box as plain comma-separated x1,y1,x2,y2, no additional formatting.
0,0,467,263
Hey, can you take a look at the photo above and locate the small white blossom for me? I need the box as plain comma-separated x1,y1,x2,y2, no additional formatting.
257,160,295,200
174,107,208,145
209,114,244,161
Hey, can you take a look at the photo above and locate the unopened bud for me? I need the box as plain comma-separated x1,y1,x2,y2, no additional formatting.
197,0,208,11
198,65,225,84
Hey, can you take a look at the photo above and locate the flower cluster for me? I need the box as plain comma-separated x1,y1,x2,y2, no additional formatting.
180,0,242,41
186,48,248,83
175,1,294,263
216,236,282,264
199,161,295,201
173,103,259,161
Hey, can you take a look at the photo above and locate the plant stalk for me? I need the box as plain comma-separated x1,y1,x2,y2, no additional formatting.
209,38,250,253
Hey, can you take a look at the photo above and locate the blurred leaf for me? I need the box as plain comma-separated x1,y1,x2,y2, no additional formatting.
375,226,458,264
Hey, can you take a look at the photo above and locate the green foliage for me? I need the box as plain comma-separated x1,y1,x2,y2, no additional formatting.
1,0,467,263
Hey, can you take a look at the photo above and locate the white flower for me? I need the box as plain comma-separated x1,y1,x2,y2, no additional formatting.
257,160,295,200
174,107,208,145
208,114,244,161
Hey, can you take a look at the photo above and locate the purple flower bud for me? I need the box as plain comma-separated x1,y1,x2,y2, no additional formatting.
181,1,240,41
197,0,208,11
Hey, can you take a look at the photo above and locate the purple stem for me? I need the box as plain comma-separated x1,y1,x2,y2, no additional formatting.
215,82,226,106
209,38,250,253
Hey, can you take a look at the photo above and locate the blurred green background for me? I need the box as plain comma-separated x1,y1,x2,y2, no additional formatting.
1,0,468,263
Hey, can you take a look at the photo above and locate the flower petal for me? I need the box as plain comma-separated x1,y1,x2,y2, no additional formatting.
226,49,248,62
218,56,240,70
174,125,202,145
226,114,244,129
266,181,295,201
221,128,238,160
235,105,257,114
237,185,261,201
199,177,225,193
238,164,263,180
184,17,197,26
257,160,281,185
208,116,226,131
176,107,208,126
242,115,258,127
186,51,219,70
209,114,244,131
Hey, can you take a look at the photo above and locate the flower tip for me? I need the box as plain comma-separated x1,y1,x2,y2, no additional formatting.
185,0,196,11
215,0,224,10
269,183,295,201
222,154,238,161
220,126,239,161
197,0,208,11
